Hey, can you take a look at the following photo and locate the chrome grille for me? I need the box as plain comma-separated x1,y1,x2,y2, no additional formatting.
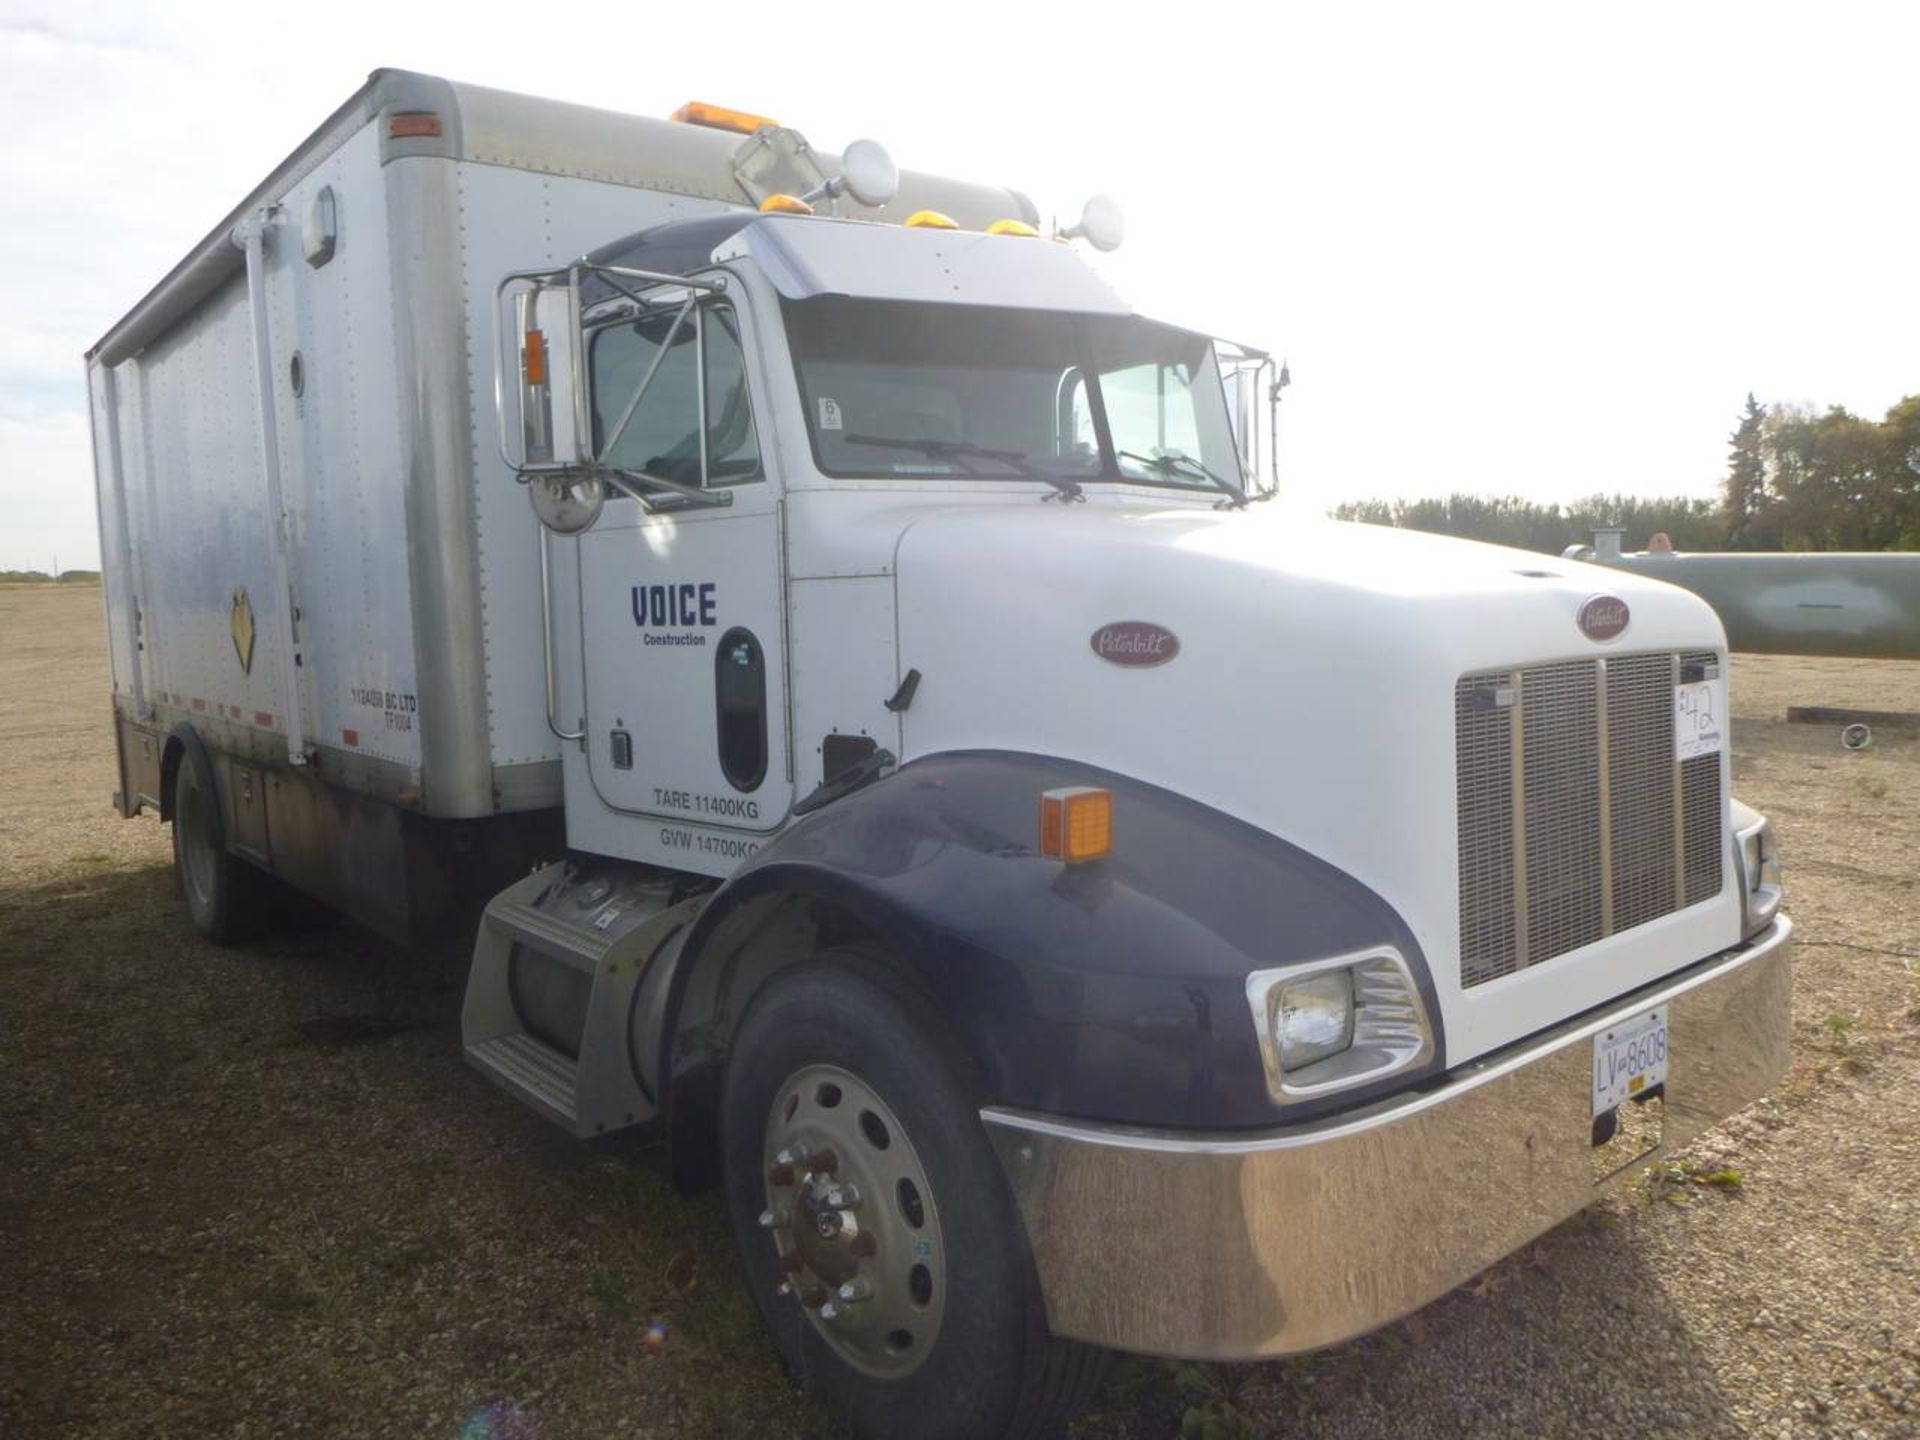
1607,653,1677,932
1521,661,1604,965
1456,650,1726,988
1456,675,1518,986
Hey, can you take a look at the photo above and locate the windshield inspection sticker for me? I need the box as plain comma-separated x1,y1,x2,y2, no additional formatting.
1674,677,1726,760
817,396,844,431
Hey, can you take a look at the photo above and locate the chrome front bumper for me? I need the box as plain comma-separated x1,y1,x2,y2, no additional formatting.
982,915,1793,1360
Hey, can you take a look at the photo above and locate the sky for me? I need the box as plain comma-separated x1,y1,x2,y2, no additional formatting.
1,0,1915,572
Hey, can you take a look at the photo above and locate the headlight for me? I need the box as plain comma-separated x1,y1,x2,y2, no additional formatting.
1272,970,1354,1069
1732,803,1783,939
1246,949,1435,1105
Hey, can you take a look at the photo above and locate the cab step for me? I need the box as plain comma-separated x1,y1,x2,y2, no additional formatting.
467,1032,579,1126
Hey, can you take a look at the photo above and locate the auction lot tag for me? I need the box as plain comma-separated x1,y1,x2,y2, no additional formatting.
1674,678,1726,761
1593,1005,1668,1117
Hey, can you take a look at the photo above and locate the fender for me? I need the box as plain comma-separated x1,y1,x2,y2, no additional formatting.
666,750,1443,1129
159,721,220,835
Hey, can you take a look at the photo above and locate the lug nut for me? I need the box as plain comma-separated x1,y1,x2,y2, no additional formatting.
836,1278,872,1303
849,1231,877,1258
799,1283,828,1309
824,1182,861,1210
775,1146,809,1168
812,1148,839,1175
779,1251,804,1273
819,1301,841,1321
758,1207,788,1229
776,1281,793,1297
767,1163,795,1186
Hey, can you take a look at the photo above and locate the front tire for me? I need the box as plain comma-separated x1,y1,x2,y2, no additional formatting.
721,950,1105,1440
170,756,269,945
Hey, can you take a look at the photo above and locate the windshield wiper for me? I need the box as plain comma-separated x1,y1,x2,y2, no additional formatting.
1116,449,1248,509
843,434,1085,502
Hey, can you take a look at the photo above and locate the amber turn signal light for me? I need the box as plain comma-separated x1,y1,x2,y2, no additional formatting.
523,329,547,386
1039,787,1113,864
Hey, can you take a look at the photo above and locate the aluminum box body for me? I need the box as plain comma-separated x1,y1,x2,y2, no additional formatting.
86,69,1035,822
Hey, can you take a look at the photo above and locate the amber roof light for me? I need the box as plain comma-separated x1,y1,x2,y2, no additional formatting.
670,101,779,135
759,193,815,215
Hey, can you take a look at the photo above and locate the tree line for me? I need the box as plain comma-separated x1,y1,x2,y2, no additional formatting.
0,569,101,584
1332,394,1920,554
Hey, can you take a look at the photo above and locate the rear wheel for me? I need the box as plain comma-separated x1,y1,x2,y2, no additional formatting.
170,756,269,945
721,950,1106,1440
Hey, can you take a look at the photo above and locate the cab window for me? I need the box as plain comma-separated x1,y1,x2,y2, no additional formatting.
590,303,762,486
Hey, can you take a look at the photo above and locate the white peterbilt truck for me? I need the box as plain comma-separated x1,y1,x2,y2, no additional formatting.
88,70,1792,1439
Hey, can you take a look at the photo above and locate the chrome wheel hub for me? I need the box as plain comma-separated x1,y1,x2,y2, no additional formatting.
761,1063,946,1378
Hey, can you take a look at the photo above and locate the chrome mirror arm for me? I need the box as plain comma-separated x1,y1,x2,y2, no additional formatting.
604,467,733,512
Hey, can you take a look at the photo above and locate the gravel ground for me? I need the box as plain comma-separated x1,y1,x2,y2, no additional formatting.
2,585,1916,1439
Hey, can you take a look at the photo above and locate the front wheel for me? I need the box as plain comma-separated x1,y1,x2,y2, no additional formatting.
721,950,1105,1440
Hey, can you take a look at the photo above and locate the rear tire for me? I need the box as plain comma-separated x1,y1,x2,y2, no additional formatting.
170,756,270,945
720,948,1107,1440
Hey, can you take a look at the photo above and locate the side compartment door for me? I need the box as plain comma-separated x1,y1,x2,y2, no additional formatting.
574,294,791,847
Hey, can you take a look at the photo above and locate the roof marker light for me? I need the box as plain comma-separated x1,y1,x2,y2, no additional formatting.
388,112,442,140
670,101,779,135
904,209,959,231
1039,787,1113,864
759,193,815,215
986,219,1039,237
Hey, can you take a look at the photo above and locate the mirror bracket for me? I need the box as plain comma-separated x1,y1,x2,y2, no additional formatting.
496,262,733,532
604,467,734,513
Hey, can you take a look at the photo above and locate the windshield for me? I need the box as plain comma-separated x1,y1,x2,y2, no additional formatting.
782,298,1241,494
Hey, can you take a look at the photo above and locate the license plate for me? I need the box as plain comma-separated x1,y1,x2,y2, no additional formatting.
1592,1005,1668,1117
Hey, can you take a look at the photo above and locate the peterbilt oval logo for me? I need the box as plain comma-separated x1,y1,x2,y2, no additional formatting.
1578,594,1631,642
1091,621,1180,667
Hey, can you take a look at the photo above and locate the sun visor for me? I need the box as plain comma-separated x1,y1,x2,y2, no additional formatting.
710,216,1133,315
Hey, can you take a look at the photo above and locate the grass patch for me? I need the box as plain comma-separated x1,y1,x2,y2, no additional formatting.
1649,1158,1745,1205
1821,1012,1875,1075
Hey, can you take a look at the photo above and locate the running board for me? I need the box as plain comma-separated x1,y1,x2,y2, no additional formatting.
461,860,701,1138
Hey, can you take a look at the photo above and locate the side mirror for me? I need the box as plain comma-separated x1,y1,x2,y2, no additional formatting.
1226,366,1259,486
804,138,900,213
1062,194,1125,253
838,139,900,209
516,280,586,467
1217,350,1284,496
495,263,733,527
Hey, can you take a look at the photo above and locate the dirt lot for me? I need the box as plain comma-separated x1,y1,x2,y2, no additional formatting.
2,583,1916,1439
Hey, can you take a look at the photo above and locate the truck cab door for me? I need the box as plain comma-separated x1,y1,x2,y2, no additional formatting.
570,293,791,862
